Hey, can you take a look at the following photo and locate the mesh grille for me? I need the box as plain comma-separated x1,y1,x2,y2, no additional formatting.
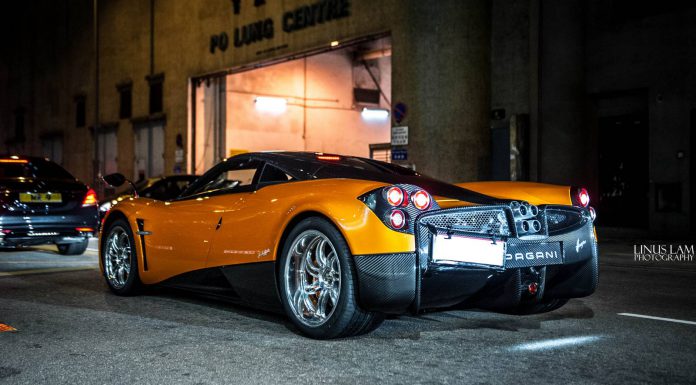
418,207,511,237
545,206,585,235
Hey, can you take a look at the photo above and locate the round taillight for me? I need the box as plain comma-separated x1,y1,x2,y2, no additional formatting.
412,190,431,210
578,187,590,207
386,187,405,206
589,206,597,221
389,209,406,229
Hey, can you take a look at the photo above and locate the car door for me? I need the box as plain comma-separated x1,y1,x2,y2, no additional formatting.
207,162,297,268
140,157,263,283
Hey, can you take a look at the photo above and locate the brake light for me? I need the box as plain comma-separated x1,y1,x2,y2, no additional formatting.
316,154,341,161
386,186,405,206
82,188,98,207
577,187,590,207
389,210,406,229
412,190,431,210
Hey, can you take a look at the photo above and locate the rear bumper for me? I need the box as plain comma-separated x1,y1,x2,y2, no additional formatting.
0,208,98,247
353,220,598,314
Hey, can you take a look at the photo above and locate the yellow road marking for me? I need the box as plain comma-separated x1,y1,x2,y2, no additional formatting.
0,266,96,277
0,323,17,332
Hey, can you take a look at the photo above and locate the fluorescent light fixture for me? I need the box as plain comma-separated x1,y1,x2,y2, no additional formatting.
255,96,287,114
360,107,389,121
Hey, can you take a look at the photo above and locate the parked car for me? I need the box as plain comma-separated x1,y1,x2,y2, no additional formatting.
100,152,598,339
0,156,98,255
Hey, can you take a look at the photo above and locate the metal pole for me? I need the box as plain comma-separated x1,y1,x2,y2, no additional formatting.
93,0,102,194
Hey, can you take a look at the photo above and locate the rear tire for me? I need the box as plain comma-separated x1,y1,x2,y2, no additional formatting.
56,238,89,255
278,217,383,339
101,219,141,295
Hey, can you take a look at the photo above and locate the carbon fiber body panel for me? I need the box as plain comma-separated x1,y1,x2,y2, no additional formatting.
353,253,416,313
354,205,598,314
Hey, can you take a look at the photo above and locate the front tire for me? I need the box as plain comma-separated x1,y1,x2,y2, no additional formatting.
278,217,383,339
101,219,140,295
56,238,88,255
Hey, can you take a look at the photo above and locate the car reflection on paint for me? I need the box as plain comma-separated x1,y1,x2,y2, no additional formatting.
98,175,199,218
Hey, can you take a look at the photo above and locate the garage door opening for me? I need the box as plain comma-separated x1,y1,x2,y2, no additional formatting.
190,36,392,174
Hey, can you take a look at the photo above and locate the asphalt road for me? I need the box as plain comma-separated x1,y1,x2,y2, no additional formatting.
1,238,695,384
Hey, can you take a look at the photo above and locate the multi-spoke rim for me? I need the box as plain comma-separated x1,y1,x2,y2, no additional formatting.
104,226,132,289
284,230,341,327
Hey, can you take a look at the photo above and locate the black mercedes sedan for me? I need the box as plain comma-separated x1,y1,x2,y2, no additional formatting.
0,156,99,255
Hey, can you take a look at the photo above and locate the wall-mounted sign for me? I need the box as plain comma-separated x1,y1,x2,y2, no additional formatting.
393,102,407,124
391,148,408,161
210,0,352,54
391,126,408,146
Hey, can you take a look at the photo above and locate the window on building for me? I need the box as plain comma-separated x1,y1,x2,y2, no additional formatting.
369,143,392,163
75,95,86,127
118,82,132,119
134,121,165,181
148,74,164,114
41,135,64,165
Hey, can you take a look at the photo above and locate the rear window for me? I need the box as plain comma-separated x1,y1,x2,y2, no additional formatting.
0,159,75,180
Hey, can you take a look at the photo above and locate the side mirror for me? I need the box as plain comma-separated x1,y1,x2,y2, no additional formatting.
103,173,127,187
102,173,139,198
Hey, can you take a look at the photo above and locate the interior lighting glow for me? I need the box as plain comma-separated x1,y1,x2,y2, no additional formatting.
255,96,287,114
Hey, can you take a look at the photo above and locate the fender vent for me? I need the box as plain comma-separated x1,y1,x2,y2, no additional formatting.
136,218,148,271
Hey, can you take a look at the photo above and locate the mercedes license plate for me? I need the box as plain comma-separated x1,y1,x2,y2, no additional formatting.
19,192,62,203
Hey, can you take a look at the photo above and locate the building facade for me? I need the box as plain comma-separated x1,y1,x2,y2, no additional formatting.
1,0,695,236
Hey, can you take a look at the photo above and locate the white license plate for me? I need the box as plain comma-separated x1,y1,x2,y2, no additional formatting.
432,234,506,266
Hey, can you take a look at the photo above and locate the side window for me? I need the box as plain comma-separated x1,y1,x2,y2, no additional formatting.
258,164,294,186
183,158,262,197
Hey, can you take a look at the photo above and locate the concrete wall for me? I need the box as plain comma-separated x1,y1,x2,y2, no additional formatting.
1,0,493,185
392,0,491,182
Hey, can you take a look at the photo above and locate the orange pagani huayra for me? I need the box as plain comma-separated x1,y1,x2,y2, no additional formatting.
100,152,598,339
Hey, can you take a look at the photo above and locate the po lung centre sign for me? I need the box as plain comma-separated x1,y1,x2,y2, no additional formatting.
210,0,352,54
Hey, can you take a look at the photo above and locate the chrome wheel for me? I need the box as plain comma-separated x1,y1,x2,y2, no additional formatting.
104,226,132,290
283,230,341,327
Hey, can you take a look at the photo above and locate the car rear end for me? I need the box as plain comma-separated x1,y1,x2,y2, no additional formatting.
352,183,598,314
0,157,99,253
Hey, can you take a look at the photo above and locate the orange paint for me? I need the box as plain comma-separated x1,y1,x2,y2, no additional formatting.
457,181,572,206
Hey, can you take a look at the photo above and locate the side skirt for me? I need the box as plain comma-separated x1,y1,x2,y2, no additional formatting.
158,262,282,313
